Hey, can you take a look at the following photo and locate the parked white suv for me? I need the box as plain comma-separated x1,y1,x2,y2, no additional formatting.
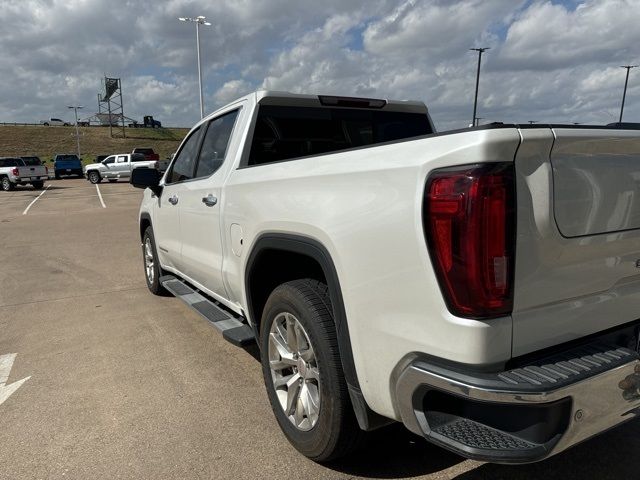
132,90,640,464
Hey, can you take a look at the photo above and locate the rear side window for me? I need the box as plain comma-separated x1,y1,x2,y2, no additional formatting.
0,158,20,167
166,127,203,183
195,110,239,179
248,105,432,166
116,155,127,163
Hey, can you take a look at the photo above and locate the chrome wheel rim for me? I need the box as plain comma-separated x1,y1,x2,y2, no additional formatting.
268,312,320,431
1,178,9,190
144,237,155,284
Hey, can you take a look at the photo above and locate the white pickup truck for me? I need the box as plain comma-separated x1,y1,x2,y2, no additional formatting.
84,153,160,184
40,117,70,126
132,90,640,464
0,157,48,191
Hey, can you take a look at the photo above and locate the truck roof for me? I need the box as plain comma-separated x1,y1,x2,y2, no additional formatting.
210,90,428,116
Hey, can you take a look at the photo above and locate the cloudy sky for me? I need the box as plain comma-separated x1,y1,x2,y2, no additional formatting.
1,0,639,130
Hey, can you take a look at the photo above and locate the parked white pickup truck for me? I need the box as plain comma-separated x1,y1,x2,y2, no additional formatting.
84,153,159,184
40,117,70,126
0,157,48,191
132,90,640,464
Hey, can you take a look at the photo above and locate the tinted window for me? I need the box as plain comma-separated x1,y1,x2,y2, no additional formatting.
195,110,239,178
0,158,20,167
116,155,127,163
21,157,41,166
248,106,432,166
167,127,202,183
103,156,115,165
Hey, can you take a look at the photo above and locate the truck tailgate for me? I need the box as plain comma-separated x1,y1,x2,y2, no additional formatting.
17,165,47,178
513,127,640,356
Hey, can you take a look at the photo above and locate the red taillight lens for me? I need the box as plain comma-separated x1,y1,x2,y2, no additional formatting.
45,166,49,174
11,167,19,176
424,163,515,319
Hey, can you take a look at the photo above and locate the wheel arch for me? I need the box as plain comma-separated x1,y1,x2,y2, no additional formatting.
139,212,152,241
245,233,392,431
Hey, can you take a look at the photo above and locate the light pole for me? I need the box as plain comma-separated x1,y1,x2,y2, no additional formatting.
470,47,489,127
179,15,211,119
619,65,638,123
67,105,83,157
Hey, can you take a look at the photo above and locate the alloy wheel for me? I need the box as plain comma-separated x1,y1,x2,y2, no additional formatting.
268,312,321,431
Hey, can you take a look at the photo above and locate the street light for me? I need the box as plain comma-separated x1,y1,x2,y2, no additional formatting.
470,47,489,126
179,15,211,119
67,105,83,157
619,65,638,123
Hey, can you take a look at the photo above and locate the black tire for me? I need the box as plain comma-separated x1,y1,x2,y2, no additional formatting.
1,176,15,191
54,172,61,180
43,122,49,126
88,171,101,184
260,279,364,462
142,227,169,296
32,181,44,190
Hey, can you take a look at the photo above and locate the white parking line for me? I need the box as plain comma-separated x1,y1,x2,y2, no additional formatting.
95,184,106,208
22,185,52,215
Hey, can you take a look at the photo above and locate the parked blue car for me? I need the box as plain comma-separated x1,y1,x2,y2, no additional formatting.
53,154,83,179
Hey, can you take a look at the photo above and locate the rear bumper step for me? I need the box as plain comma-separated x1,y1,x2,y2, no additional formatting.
396,342,640,463
160,275,255,346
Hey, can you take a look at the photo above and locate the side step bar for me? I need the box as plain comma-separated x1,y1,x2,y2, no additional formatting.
160,275,255,347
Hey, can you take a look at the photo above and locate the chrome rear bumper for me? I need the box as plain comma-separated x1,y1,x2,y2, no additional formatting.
395,343,640,463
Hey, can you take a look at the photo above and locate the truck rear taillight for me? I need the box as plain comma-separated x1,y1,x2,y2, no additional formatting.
45,166,49,174
424,163,515,319
11,167,19,176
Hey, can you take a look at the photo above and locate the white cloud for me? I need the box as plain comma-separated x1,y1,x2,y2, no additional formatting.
0,0,637,130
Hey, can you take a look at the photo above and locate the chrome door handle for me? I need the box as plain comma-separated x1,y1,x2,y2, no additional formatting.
202,194,218,207
168,195,179,205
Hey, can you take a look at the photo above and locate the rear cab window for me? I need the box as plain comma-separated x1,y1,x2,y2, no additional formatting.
247,103,433,166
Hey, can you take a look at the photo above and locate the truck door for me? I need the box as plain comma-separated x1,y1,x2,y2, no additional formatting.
154,126,204,270
113,155,129,178
177,107,242,299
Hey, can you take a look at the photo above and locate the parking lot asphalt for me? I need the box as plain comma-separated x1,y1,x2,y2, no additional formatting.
2,178,640,479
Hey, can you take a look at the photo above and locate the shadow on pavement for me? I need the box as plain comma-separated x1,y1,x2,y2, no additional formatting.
328,423,463,478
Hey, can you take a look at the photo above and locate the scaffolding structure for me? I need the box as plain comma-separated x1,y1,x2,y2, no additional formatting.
98,76,126,138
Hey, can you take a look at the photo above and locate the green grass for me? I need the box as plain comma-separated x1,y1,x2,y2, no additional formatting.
0,125,189,166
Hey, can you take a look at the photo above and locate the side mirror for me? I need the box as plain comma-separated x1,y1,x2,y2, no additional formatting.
130,167,163,196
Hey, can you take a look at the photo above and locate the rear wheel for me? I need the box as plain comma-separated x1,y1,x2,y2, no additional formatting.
32,181,44,190
88,171,101,184
54,172,61,180
260,279,364,462
142,227,168,296
1,177,14,191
